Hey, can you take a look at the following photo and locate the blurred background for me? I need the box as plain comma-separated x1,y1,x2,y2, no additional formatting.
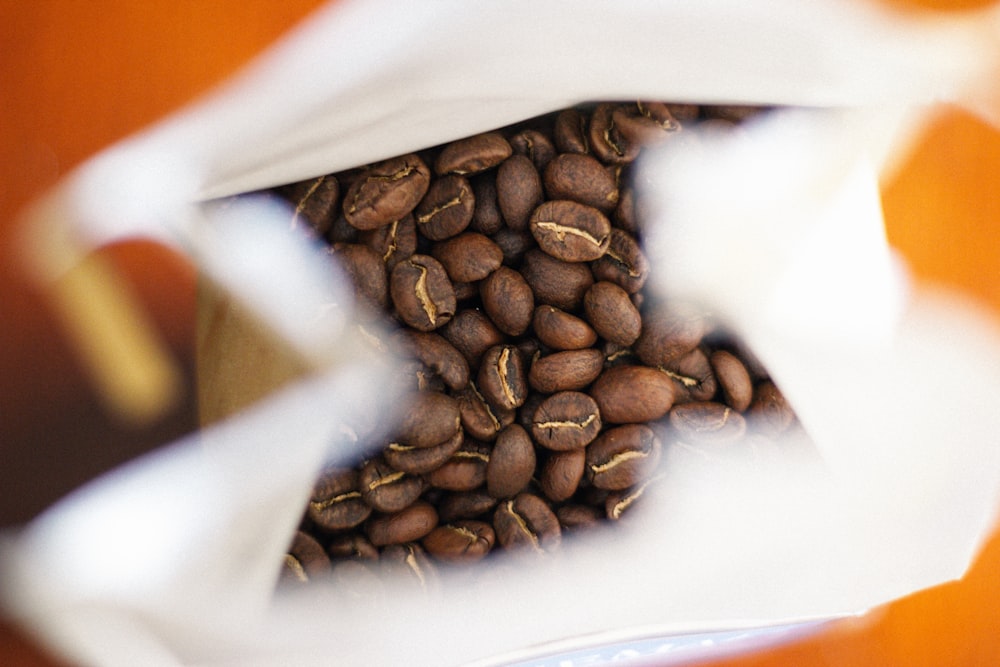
2,0,999,664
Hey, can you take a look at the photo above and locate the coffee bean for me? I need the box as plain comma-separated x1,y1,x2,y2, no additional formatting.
422,520,496,562
435,131,512,176
394,390,461,448
605,474,664,521
441,309,505,367
470,173,504,235
486,424,536,499
491,227,536,266
539,448,586,502
280,530,331,585
414,174,475,241
532,305,598,351
531,391,602,451
384,429,464,475
669,401,748,443
553,108,590,154
358,213,417,271
583,281,642,346
392,330,469,392
343,154,431,230
590,228,649,294
437,489,499,523
480,266,534,336
634,305,708,367
659,347,717,403
282,174,340,236
307,467,372,532
429,231,503,284
520,248,594,311
365,500,439,547
556,504,604,531
589,103,642,165
424,438,491,491
327,534,379,561
496,155,544,231
710,350,753,412
748,381,795,433
329,242,389,311
478,344,529,411
543,153,619,213
612,101,681,147
381,542,439,591
390,254,456,331
455,383,516,441
493,493,561,552
528,348,604,393
359,457,426,513
529,200,611,263
586,424,661,490
589,365,674,423
509,128,557,170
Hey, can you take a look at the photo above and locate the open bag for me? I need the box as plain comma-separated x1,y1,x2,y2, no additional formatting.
4,1,1000,665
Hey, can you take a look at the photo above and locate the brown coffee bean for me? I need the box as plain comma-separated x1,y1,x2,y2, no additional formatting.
282,174,339,236
531,391,602,451
613,185,639,234
359,458,426,513
326,534,379,561
414,174,475,241
606,474,663,521
589,365,674,423
430,232,503,284
530,200,611,263
384,428,464,475
556,504,604,531
486,424,536,499
589,103,641,165
490,227,536,266
586,424,661,490
748,381,795,433
532,305,598,350
343,154,431,230
435,132,512,176
391,330,469,392
281,530,331,585
543,153,619,213
480,266,534,336
602,341,637,368
539,449,586,502
520,248,594,311
380,543,438,591
358,213,417,271
424,439,490,492
496,155,544,231
493,493,561,552
710,350,754,412
470,173,504,235
307,467,372,532
583,281,641,346
553,108,590,154
669,401,748,443
612,102,681,147
365,500,439,547
590,228,649,294
390,254,456,331
441,309,505,367
455,383,516,441
478,344,529,411
528,348,604,393
437,489,499,523
422,520,496,562
509,128,557,170
329,243,389,310
394,390,461,447
633,305,707,367
659,347,717,403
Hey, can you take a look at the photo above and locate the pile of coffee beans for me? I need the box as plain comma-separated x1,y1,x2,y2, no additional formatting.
265,102,799,587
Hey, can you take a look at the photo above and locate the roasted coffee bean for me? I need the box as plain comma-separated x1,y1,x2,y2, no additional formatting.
493,493,561,552
486,424,536,499
281,531,331,585
531,391,602,451
520,248,594,311
586,424,661,490
496,154,544,231
308,467,372,532
478,344,529,411
480,266,534,336
431,232,503,283
441,309,505,367
710,349,754,412
425,439,491,491
327,534,379,561
384,429,464,475
358,213,417,271
437,489,499,523
532,305,598,351
583,281,642,346
329,242,389,310
553,108,590,154
634,305,708,367
282,174,340,236
669,401,748,444
589,103,642,165
381,542,439,590
589,365,674,423
590,228,649,294
612,101,681,147
470,173,504,235
659,347,717,403
422,520,495,562
539,448,586,502
613,185,639,234
605,474,663,521
390,254,456,331
543,153,619,213
365,500,439,547
529,200,611,263
528,348,604,393
359,458,426,513
435,131,512,176
491,227,536,266
414,174,475,241
602,341,637,368
391,330,469,392
556,504,604,531
343,153,431,230
748,381,795,433
509,128,557,170
394,390,461,447
455,383,516,441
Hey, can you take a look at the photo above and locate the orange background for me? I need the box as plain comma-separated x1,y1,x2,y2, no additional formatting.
2,0,999,665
